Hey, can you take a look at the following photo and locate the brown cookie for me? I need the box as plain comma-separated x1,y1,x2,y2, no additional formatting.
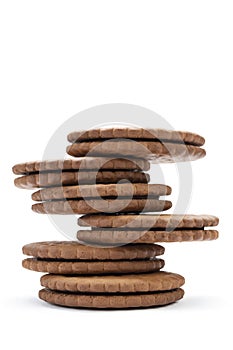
14,171,150,189
41,271,185,293
77,229,219,244
12,158,150,175
66,140,205,162
39,288,184,309
22,241,165,260
22,258,165,274
32,198,172,215
67,127,205,146
78,214,219,229
32,183,171,201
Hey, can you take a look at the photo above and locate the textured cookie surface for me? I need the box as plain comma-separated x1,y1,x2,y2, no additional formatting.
15,171,150,189
78,214,219,229
22,241,165,260
32,198,172,215
12,158,150,175
32,183,171,201
23,258,165,274
77,229,219,244
66,140,205,162
67,127,205,146
39,288,184,309
41,271,184,293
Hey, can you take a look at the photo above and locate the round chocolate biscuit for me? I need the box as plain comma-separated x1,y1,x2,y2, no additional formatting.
67,127,205,146
32,183,171,201
23,258,165,275
39,288,185,309
22,241,165,260
78,214,219,229
14,171,150,189
31,198,172,215
12,157,150,175
77,229,219,244
66,140,205,162
41,271,184,293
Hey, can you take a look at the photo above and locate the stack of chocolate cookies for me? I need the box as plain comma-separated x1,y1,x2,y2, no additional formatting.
22,242,185,308
12,127,219,309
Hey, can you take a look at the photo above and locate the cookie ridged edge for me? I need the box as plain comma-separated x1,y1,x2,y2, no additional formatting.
22,258,165,274
78,214,219,228
12,158,150,175
67,127,205,146
39,288,185,308
77,229,219,243
22,241,164,260
40,271,185,293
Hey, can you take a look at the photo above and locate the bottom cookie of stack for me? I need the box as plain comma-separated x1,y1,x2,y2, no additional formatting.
39,272,185,309
39,288,184,309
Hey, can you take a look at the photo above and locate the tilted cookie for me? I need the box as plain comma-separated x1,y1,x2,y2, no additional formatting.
67,127,205,146
67,140,205,162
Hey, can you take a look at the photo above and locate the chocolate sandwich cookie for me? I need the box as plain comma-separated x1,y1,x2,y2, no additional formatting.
22,241,165,275
12,158,150,175
67,127,205,162
23,258,165,274
22,241,165,260
14,171,150,189
77,214,219,244
32,183,171,201
39,288,184,309
67,127,205,146
78,214,219,228
32,198,172,215
67,140,205,162
38,271,185,309
40,271,184,293
77,229,219,244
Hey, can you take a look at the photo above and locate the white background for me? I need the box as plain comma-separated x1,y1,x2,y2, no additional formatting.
0,1,232,349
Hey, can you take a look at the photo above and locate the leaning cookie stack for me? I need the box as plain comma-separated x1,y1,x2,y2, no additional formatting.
13,127,219,309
